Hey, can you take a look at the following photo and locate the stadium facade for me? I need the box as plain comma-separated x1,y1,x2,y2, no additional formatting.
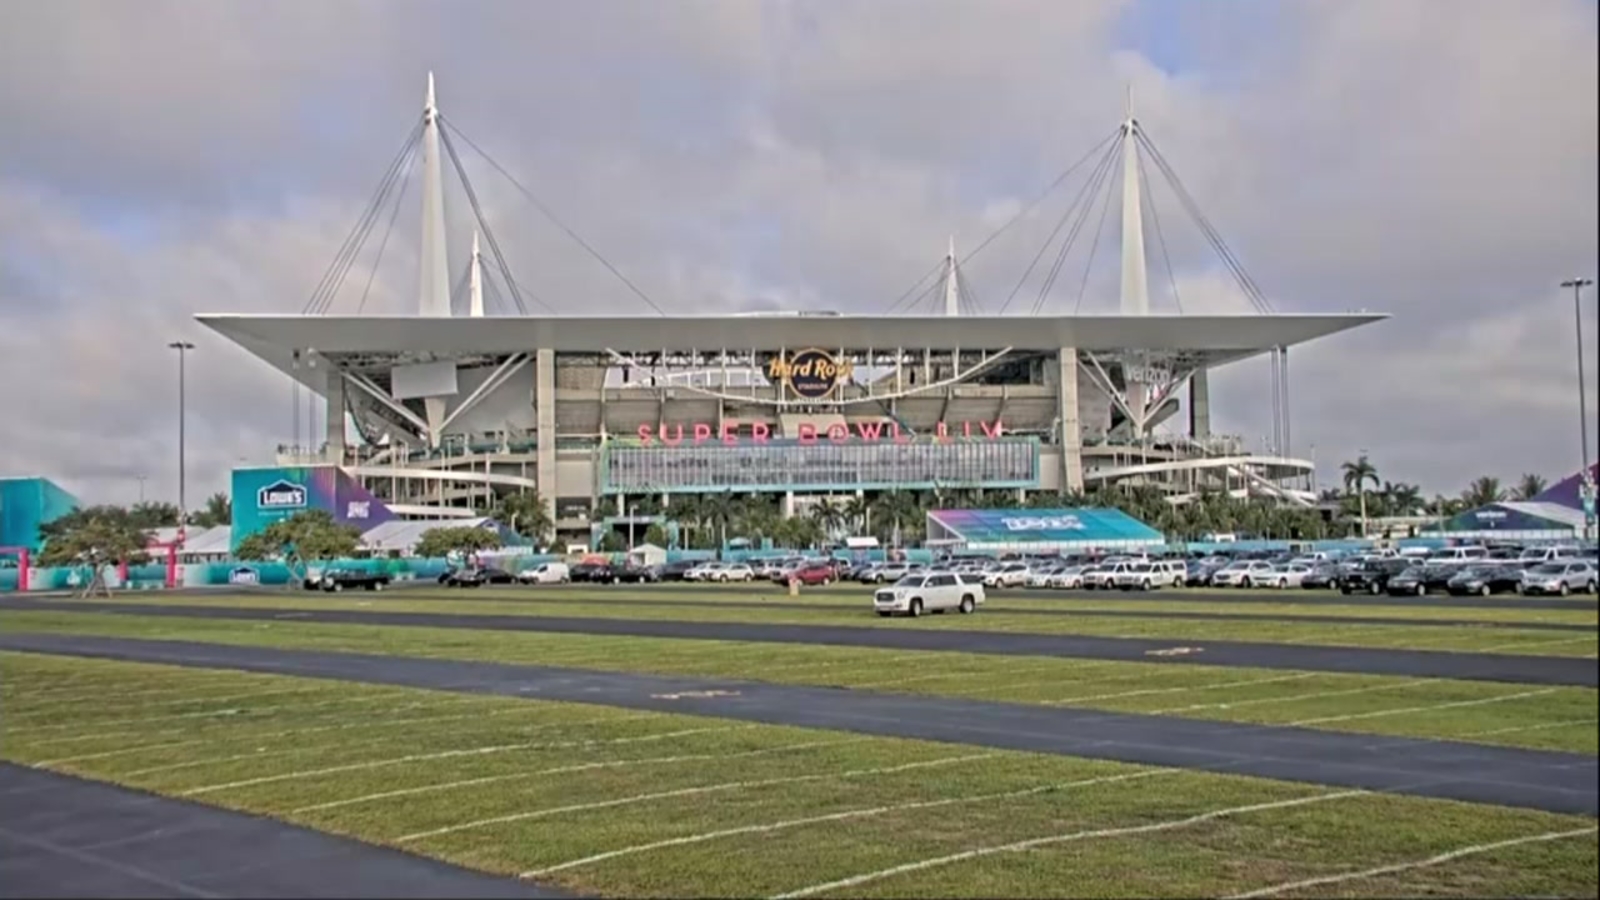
199,76,1386,543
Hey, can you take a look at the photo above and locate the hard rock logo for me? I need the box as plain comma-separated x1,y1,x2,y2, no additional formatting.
766,349,854,400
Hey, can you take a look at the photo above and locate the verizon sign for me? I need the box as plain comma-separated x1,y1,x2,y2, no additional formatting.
1003,516,1085,531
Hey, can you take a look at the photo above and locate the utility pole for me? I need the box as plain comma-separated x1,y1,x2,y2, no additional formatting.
168,341,195,539
1560,277,1595,537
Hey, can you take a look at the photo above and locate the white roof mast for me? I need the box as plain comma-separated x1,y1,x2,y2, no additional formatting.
943,235,960,317
419,72,452,318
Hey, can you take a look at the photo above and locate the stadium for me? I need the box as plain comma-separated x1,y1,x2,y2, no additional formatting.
199,77,1385,549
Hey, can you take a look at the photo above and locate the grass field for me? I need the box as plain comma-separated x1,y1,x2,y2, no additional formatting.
6,610,1597,754
27,587,1600,656
3,651,1596,899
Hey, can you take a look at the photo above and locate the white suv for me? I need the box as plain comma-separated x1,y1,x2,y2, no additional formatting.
1520,562,1598,596
874,572,985,617
1211,560,1278,588
1113,562,1181,591
983,563,1031,589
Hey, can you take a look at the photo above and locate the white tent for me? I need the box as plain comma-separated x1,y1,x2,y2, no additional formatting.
628,543,668,567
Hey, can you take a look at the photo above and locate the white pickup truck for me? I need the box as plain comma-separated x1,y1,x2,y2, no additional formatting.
873,572,986,617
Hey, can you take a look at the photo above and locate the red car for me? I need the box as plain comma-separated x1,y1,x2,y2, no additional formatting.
786,562,837,585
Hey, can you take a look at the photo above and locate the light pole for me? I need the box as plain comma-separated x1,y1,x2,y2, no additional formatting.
1560,277,1595,536
136,475,147,504
168,341,195,538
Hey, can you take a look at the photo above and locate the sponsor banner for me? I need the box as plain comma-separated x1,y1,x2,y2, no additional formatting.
230,466,394,550
635,419,1004,446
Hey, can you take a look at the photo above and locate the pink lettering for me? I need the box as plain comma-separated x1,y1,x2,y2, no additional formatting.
855,421,883,441
720,423,738,445
660,424,684,446
936,421,948,442
963,421,972,438
827,423,849,443
798,423,818,444
692,423,712,444
892,422,910,444
637,424,653,446
981,419,1004,438
752,422,771,443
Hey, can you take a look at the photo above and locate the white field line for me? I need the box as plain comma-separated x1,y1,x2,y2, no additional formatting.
1149,678,1435,716
13,694,402,734
179,723,747,797
1457,717,1599,738
5,674,270,705
291,736,873,814
951,660,1126,696
1045,672,1317,707
3,686,327,724
33,739,206,768
1225,826,1600,898
768,789,1371,899
1289,688,1561,727
521,767,1180,878
755,654,929,676
117,709,647,777
1477,635,1598,653
396,751,995,844
10,699,448,748
850,670,998,689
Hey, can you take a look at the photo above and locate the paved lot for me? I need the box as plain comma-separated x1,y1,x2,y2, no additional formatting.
3,632,1594,817
0,764,569,899
8,599,1593,687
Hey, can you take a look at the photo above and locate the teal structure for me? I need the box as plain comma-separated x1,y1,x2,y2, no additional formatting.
0,477,80,554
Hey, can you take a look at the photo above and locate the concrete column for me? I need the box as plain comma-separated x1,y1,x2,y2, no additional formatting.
1057,348,1084,493
535,348,557,524
1189,370,1211,439
324,370,346,460
783,491,795,519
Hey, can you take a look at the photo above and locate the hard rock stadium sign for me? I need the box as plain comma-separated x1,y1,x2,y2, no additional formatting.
636,419,1006,446
765,348,854,400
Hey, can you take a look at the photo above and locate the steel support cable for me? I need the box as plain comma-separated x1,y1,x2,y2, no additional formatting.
1065,152,1119,315
1034,147,1114,315
356,140,419,314
306,122,418,314
1137,147,1184,314
880,127,1119,314
504,272,555,318
884,257,948,314
437,127,547,315
440,115,668,315
1135,129,1274,313
304,121,423,314
1011,132,1126,313
1134,129,1263,307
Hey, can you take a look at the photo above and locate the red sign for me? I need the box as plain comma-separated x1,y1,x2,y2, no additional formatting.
635,420,1004,446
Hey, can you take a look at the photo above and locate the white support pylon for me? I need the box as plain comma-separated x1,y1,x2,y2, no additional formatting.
418,72,452,318
943,235,960,317
1118,89,1152,437
468,231,485,317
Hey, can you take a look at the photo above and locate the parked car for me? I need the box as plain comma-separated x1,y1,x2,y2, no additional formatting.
1520,562,1598,596
1047,565,1088,589
872,572,985,617
1113,561,1180,591
615,563,660,583
712,563,756,582
516,561,571,584
319,568,390,592
1082,562,1130,589
1299,563,1342,590
571,562,619,583
983,563,1031,589
780,561,836,586
1210,560,1277,588
1340,558,1414,595
1385,564,1456,596
656,560,700,582
1446,565,1524,597
1260,562,1315,589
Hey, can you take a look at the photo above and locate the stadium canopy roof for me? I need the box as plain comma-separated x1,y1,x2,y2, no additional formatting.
927,507,1163,549
1432,501,1588,537
197,312,1385,388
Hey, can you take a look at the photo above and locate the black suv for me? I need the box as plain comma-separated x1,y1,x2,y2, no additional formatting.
1339,558,1412,595
319,568,391,592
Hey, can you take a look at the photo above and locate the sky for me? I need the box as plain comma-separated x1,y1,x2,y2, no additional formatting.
0,0,1596,507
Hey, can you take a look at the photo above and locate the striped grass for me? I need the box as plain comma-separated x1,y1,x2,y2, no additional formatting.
27,590,1600,656
3,611,1596,755
1,652,1594,900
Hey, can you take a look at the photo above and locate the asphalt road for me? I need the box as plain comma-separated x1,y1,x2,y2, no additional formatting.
0,764,569,899
7,598,1594,687
364,590,1598,632
2,633,1594,818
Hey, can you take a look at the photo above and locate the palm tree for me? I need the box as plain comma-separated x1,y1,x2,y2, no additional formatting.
1340,456,1379,536
1515,473,1548,501
843,495,871,535
699,491,737,553
1461,476,1505,509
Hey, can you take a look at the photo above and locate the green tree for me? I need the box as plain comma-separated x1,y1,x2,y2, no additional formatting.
413,525,502,559
192,492,233,528
642,523,671,548
1340,455,1380,536
598,530,627,553
1514,473,1548,500
235,510,363,586
127,501,181,529
480,490,554,546
1461,476,1505,509
36,506,153,574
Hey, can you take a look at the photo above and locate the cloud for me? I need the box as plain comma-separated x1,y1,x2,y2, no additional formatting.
0,0,1595,505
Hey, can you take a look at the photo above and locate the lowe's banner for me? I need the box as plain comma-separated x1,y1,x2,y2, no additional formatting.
231,465,395,550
